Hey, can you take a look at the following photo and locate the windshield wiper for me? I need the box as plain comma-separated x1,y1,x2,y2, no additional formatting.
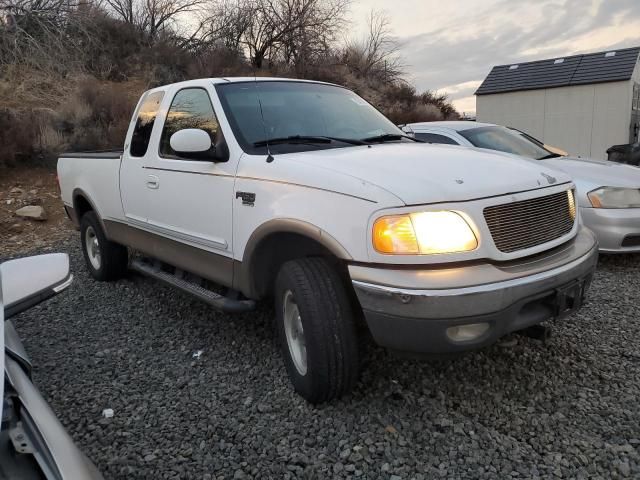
361,133,424,143
537,153,562,160
323,136,369,145
253,135,367,147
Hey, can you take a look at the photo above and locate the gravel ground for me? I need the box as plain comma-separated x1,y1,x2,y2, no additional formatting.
8,237,640,479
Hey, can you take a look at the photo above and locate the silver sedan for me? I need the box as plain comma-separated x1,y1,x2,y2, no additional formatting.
407,121,640,253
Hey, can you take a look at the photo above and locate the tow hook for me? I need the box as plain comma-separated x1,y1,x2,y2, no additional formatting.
515,324,552,342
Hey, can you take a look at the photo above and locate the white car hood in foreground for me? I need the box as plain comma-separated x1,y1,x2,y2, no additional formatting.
285,143,572,205
543,156,640,189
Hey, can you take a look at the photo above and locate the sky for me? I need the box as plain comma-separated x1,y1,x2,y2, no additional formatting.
349,0,640,115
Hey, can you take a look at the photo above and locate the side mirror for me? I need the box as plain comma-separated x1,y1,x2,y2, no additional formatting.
1,253,72,319
169,129,229,162
170,128,212,154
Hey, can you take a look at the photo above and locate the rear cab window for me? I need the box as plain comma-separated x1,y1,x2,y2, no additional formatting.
130,91,165,157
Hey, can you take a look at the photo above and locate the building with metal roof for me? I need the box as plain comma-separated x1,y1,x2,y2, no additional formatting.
475,47,640,159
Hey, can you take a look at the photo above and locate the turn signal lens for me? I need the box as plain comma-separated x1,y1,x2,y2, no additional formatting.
373,211,478,255
568,189,576,220
373,215,419,254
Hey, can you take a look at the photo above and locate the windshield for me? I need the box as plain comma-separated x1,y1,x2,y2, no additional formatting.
459,126,554,160
215,81,403,154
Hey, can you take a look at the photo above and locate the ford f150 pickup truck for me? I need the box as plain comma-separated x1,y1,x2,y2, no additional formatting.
58,78,598,403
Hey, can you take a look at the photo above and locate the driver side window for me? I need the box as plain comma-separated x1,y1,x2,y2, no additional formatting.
159,88,219,159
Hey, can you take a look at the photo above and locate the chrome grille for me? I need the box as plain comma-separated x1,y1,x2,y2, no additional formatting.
484,190,575,253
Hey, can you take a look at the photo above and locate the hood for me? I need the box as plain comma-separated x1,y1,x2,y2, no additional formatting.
282,143,572,205
542,156,640,189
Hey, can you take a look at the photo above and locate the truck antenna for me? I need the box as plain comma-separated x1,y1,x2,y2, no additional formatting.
254,74,274,163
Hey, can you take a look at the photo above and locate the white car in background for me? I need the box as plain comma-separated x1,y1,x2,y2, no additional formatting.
406,121,640,253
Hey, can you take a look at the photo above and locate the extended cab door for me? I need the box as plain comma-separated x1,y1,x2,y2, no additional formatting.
120,90,166,224
122,82,237,271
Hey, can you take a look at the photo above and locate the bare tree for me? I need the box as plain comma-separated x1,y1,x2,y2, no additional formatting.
102,0,204,39
143,0,204,38
0,0,91,71
198,0,349,69
343,10,403,83
279,0,347,73
102,0,139,25
247,0,349,69
198,0,253,52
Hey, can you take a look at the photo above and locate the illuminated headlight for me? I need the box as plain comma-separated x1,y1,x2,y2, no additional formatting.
587,187,640,208
373,211,478,254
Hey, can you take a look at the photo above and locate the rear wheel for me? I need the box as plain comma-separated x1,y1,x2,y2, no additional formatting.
274,257,359,403
80,211,128,281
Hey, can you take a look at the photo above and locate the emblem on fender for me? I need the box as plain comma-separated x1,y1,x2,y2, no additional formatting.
236,191,256,206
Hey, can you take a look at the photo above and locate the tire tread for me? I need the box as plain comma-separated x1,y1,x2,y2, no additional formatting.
275,257,359,403
80,211,128,281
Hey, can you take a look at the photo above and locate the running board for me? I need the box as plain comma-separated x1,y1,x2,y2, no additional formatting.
130,259,255,313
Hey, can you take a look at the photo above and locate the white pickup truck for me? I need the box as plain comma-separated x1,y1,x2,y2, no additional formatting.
58,78,598,403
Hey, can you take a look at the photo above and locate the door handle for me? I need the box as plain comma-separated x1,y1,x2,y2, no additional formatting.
146,175,159,189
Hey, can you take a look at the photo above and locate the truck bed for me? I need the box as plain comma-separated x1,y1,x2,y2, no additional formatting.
57,151,125,223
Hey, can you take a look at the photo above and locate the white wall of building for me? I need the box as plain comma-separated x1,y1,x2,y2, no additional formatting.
632,59,640,87
630,62,640,143
476,80,632,159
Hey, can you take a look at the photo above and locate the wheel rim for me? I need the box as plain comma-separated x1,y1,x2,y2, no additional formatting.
283,290,307,376
85,226,101,270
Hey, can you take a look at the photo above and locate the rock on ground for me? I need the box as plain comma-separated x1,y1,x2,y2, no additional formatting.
15,205,47,221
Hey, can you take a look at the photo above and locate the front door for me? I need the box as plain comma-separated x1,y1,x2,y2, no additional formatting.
142,86,236,259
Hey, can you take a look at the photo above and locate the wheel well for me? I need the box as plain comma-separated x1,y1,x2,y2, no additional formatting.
73,194,93,220
249,232,347,299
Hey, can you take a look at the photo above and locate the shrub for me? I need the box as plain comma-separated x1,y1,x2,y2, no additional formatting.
38,124,67,157
385,103,444,125
63,78,139,151
185,45,251,79
0,109,40,167
81,11,145,81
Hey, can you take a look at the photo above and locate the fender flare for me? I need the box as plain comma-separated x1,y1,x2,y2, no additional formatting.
234,218,352,297
71,188,107,232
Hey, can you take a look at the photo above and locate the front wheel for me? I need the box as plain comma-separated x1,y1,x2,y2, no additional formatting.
274,258,360,403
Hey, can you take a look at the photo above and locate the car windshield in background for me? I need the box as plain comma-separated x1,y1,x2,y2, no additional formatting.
215,81,404,154
459,126,553,160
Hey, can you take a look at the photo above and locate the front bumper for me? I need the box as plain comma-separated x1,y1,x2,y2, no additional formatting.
580,206,640,253
350,227,598,354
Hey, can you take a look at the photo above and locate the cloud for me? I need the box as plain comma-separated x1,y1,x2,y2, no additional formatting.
353,0,640,113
